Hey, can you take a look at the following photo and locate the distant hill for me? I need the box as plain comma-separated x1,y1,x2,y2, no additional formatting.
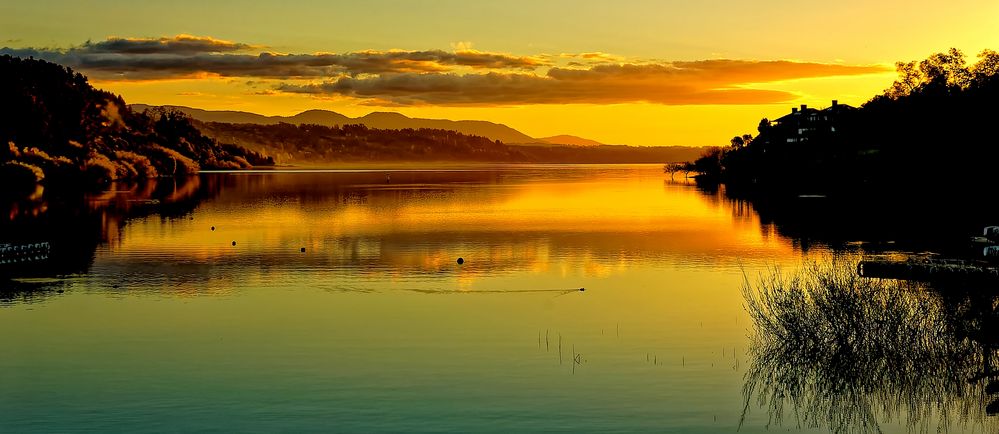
131,104,538,144
537,135,604,146
196,123,526,164
197,121,705,165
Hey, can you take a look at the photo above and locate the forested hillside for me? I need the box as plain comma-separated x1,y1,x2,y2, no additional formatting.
0,55,273,192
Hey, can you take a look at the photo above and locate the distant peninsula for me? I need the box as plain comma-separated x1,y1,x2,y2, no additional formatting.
195,121,702,165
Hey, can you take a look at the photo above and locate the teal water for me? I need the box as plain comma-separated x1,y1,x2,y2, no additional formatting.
0,165,993,433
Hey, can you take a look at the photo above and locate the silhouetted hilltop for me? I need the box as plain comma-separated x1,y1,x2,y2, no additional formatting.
131,104,540,144
0,55,273,192
685,48,999,200
536,135,604,146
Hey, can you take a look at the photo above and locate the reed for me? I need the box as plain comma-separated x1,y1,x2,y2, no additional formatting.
741,259,999,433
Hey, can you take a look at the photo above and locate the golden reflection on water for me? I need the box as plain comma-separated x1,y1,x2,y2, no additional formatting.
109,167,798,287
3,166,918,433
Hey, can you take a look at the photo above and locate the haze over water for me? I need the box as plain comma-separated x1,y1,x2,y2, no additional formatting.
0,165,982,433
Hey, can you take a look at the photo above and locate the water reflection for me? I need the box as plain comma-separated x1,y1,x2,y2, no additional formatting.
1,176,221,300
690,177,998,254
8,169,993,300
1,166,802,302
741,260,999,433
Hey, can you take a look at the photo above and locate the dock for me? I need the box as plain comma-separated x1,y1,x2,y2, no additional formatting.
0,242,51,267
857,257,999,283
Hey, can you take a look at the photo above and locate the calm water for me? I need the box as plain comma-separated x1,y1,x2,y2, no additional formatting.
1,165,994,433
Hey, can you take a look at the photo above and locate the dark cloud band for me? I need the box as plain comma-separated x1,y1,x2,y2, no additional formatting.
0,35,548,79
277,61,888,106
83,34,256,54
0,35,889,106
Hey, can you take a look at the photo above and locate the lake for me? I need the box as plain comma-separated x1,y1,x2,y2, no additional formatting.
1,164,996,433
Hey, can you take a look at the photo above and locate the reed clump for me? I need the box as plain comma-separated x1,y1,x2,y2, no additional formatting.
741,259,997,434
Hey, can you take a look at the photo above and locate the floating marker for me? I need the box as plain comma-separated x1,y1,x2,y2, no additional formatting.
231,241,237,246
211,226,216,231
457,257,464,265
300,247,306,253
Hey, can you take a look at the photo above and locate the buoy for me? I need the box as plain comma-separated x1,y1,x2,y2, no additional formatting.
211,226,216,231
457,257,464,265
300,247,306,253
231,241,237,246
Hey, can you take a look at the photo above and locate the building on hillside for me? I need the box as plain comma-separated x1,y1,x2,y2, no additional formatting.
765,100,856,144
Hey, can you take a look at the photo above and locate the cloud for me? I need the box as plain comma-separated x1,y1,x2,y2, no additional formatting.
0,36,548,80
561,52,622,61
276,60,889,106
83,34,258,54
0,34,890,106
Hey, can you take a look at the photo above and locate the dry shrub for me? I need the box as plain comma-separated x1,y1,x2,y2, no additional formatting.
0,161,45,184
83,152,119,182
115,150,158,178
147,145,199,175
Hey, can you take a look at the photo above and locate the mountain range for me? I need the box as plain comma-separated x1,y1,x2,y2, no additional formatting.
130,104,604,146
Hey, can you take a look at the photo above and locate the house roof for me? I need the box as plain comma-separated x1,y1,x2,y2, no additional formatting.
774,104,854,123
775,108,820,123
822,103,856,112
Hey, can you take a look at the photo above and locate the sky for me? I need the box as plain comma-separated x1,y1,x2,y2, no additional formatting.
3,0,999,146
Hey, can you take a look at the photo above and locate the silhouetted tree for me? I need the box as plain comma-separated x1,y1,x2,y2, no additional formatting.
757,118,771,134
663,162,685,179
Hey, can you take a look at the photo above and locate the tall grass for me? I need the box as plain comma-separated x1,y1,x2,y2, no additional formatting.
741,259,997,434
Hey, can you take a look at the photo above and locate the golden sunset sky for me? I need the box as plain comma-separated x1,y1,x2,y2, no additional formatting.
3,0,999,146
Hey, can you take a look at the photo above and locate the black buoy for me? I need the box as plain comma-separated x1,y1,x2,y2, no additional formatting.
457,257,464,265
300,247,306,253
231,241,237,246
211,226,216,231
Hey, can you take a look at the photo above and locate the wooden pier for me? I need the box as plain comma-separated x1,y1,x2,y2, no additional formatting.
858,257,999,283
0,242,51,267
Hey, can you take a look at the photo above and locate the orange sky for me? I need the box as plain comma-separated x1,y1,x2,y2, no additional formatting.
3,0,999,145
